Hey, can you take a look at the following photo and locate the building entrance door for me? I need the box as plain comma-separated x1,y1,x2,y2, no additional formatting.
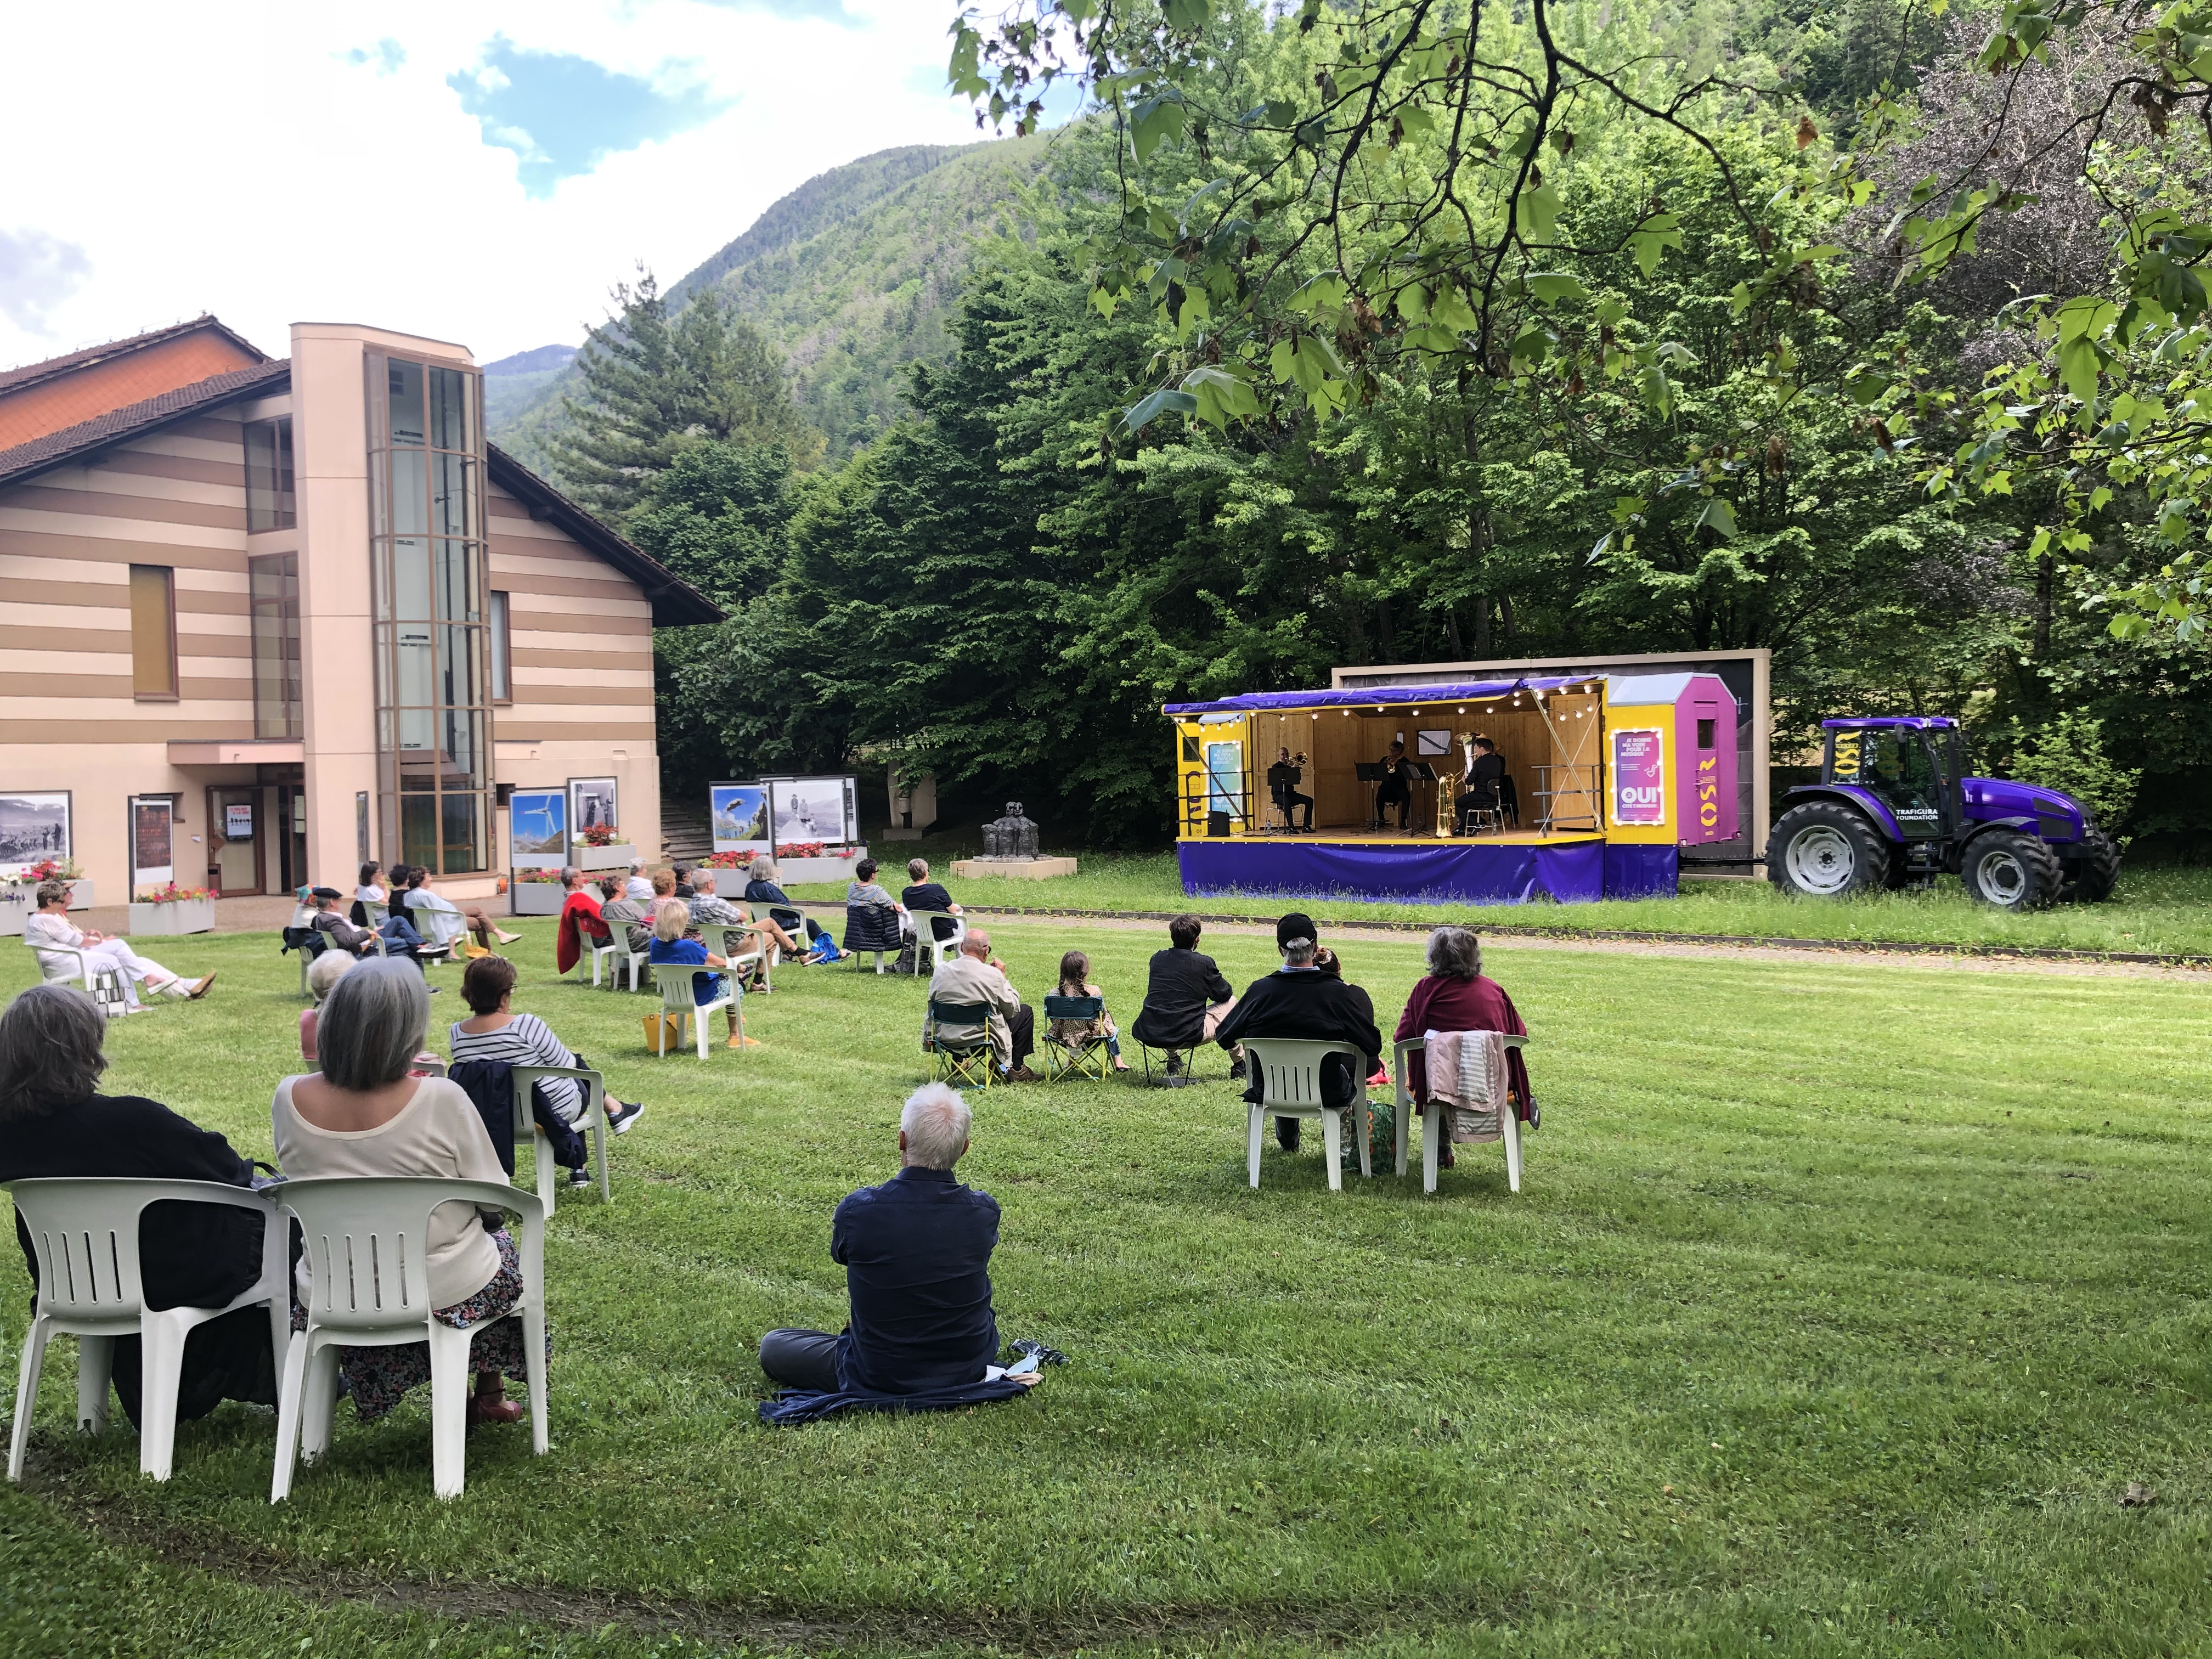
207,786,263,896
276,785,309,894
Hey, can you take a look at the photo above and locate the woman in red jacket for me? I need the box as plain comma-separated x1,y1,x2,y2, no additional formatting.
1393,927,1534,1163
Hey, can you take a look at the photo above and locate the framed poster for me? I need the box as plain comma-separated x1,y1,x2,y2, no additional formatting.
129,797,175,888
710,782,770,856
768,775,858,849
507,788,567,865
1610,727,1667,826
1415,728,1453,757
1204,741,1244,819
224,801,255,840
0,791,70,874
568,776,618,843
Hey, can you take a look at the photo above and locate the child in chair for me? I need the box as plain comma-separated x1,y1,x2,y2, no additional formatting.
1048,949,1130,1073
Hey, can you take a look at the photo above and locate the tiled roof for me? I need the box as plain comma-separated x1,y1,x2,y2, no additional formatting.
0,315,267,397
0,361,294,488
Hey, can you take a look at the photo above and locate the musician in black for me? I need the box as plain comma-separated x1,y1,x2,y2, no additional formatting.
1374,740,1412,831
1454,735,1507,831
1267,747,1313,832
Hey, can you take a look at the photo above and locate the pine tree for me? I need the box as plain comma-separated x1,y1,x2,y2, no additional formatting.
545,270,822,516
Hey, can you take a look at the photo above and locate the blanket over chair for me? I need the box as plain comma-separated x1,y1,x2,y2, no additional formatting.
1422,1028,1509,1143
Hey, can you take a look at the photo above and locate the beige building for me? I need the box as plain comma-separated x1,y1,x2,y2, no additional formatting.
0,316,718,901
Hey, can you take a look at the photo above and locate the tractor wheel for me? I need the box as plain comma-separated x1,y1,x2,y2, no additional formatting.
2061,823,2123,904
1961,829,2062,910
1765,802,1892,899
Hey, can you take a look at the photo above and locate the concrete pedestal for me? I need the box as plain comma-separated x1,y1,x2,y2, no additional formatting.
951,856,1080,881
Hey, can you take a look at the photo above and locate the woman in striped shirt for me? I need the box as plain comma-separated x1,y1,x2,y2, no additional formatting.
449,956,642,1180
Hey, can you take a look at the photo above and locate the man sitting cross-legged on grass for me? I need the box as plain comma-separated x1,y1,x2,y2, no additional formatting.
922,927,1038,1082
1212,911,1382,1153
756,1085,1042,1413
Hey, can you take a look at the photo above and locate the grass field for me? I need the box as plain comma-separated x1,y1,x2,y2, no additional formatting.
3,918,2210,1657
788,854,2212,956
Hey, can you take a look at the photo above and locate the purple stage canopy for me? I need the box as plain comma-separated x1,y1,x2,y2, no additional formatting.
1162,675,1594,716
1175,838,1677,904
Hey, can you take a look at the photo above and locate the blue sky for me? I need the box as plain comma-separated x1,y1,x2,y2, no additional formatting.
0,0,1039,368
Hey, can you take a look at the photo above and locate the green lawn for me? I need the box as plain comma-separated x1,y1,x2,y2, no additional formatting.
792,853,2212,956
3,918,2210,1657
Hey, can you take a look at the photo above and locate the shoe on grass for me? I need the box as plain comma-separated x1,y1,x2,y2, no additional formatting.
606,1099,645,1134
1006,1065,1041,1084
726,1034,761,1049
567,1166,592,1187
187,973,217,999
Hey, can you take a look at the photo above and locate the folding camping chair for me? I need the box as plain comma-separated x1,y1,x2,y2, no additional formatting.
1392,1032,1530,1194
1041,994,1114,1082
925,1000,996,1089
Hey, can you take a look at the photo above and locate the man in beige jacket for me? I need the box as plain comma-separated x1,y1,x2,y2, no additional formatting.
922,928,1037,1081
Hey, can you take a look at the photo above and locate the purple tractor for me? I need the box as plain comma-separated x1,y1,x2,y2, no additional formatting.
1765,716,2120,910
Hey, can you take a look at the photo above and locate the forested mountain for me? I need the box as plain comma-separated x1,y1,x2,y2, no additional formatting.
492,137,1049,467
533,0,2211,854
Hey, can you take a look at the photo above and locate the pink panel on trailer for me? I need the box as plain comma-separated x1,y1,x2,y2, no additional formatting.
1673,676,1738,844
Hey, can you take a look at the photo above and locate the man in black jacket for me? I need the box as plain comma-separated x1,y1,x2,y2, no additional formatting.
1129,913,1237,1062
1212,912,1381,1151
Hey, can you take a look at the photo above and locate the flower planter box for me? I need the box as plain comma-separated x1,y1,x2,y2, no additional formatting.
127,896,214,936
572,843,636,872
510,882,566,917
0,878,92,936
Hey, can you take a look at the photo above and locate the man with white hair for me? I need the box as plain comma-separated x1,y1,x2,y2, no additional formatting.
922,926,1037,1081
757,1085,1040,1397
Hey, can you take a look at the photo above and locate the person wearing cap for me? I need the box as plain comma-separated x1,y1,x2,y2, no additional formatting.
308,887,380,955
1211,912,1381,1152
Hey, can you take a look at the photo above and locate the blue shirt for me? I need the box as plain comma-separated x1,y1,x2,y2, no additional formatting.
831,1165,1001,1395
648,935,723,1003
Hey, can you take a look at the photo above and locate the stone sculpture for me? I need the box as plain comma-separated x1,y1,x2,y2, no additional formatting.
981,802,1041,860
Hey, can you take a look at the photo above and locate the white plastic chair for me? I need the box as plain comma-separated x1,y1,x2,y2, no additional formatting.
6,1177,289,1483
716,926,772,994
653,963,740,1058
400,896,462,966
1239,1038,1373,1192
586,925,635,989
1392,1033,1530,1194
907,911,966,974
24,936,128,1012
507,1064,610,1214
270,1176,546,1503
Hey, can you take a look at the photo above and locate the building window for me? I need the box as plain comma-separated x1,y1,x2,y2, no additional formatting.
250,552,301,737
128,564,177,698
244,417,296,532
488,590,511,702
367,353,490,874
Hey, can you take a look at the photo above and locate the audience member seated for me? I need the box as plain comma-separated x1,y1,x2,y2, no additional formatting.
843,858,905,961
899,859,963,942
402,868,520,952
300,950,357,1063
271,958,538,1428
450,956,642,1182
646,898,753,1049
1393,925,1535,1166
285,885,318,932
554,867,609,977
351,860,385,928
0,984,276,1428
1212,912,1381,1152
23,880,213,1009
923,927,1037,1082
597,876,651,955
1048,949,1130,1073
756,1085,1042,1409
309,887,378,955
622,860,654,905
1130,912,1235,1064
846,858,898,911
376,899,431,969
743,857,823,943
689,870,797,986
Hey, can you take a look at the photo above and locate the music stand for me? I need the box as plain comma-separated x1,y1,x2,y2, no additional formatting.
1402,760,1441,837
1353,762,1386,832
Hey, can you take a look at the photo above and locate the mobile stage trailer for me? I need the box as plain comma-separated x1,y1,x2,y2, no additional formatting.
1165,672,1738,904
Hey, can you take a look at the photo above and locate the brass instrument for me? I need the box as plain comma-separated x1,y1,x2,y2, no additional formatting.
1290,751,1308,768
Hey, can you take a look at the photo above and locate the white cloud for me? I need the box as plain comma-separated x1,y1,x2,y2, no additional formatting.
0,0,986,369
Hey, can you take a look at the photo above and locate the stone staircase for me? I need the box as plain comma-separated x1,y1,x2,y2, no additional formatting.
661,802,712,866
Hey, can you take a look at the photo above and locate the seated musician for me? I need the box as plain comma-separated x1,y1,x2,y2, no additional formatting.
1374,740,1412,832
1267,747,1313,832
1454,736,1507,831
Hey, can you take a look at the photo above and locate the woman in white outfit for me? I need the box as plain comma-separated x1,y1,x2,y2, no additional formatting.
21,881,213,1009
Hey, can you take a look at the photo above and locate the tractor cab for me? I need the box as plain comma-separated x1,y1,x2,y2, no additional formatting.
1822,719,1964,847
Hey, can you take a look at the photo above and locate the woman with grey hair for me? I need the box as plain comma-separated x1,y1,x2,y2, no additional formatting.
1392,926,1533,1165
270,958,537,1426
742,857,824,945
21,881,212,1009
0,984,274,1426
